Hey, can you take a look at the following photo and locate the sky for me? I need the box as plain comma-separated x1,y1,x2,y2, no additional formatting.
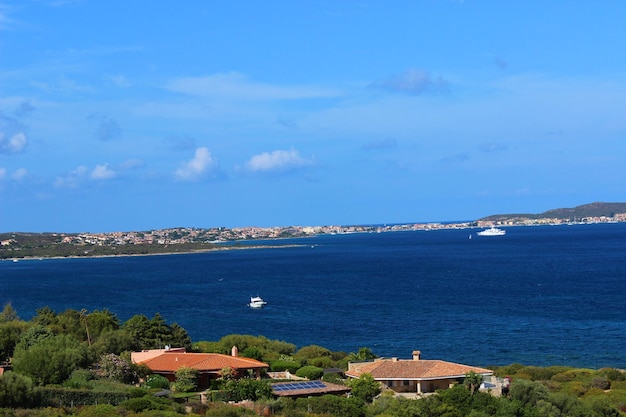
1,1,626,233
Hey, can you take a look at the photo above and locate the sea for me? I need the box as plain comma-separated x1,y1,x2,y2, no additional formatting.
1,223,625,369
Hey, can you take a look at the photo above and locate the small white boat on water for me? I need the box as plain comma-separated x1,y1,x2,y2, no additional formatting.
476,227,506,236
249,296,268,308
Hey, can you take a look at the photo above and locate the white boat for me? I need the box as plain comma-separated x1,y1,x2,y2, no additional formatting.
476,227,506,236
248,296,267,308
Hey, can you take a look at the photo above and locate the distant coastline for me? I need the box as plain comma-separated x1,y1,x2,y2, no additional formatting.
3,201,626,260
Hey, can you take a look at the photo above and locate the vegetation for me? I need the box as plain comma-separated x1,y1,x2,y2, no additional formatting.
1,303,625,416
480,201,626,222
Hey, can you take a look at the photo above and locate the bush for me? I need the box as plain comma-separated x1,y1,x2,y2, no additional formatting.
75,404,117,417
144,374,170,390
602,368,626,381
119,396,175,413
222,379,272,402
172,367,197,393
270,359,301,373
119,397,154,412
0,371,37,408
295,366,324,380
34,386,130,407
591,376,611,390
205,403,257,416
294,395,365,417
346,373,380,403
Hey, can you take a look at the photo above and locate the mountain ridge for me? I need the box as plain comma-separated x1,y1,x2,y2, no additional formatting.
479,201,626,222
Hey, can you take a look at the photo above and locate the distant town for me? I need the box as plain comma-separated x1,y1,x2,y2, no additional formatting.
22,211,626,246
2,203,626,259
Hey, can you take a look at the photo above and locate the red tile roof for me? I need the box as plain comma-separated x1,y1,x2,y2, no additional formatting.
346,359,492,381
140,352,268,373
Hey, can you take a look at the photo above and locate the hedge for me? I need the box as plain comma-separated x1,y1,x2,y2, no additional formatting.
34,386,130,407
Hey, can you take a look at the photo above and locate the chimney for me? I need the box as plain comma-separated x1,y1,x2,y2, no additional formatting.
412,350,421,361
231,346,239,357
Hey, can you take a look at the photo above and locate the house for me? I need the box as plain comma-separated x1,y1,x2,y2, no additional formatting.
345,350,493,395
132,346,269,390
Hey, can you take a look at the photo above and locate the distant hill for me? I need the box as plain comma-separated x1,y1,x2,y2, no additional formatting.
479,202,626,222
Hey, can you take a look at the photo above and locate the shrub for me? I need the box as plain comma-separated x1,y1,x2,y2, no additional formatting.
34,386,130,407
269,360,300,373
119,397,154,412
0,371,37,408
119,396,173,413
602,368,626,382
295,366,324,380
205,403,257,416
222,379,272,402
172,367,197,393
75,404,118,417
591,376,611,390
144,374,170,390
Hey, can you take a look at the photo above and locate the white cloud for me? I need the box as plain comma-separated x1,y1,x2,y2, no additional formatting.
245,148,313,173
167,72,340,101
11,168,27,180
0,111,28,153
107,75,131,88
175,147,217,181
90,164,116,180
54,166,88,188
370,68,450,95
0,168,5,179
88,114,122,141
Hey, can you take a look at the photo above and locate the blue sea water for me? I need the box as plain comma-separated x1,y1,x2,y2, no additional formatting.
1,223,625,369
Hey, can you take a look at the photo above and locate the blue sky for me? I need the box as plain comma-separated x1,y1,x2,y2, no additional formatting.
1,1,625,232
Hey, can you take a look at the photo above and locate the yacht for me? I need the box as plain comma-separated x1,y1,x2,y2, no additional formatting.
476,227,506,236
249,296,268,308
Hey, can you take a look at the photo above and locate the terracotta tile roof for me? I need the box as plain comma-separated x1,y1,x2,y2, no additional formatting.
140,352,268,373
346,359,492,381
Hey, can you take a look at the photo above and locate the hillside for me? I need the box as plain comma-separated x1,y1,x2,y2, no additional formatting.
479,201,626,222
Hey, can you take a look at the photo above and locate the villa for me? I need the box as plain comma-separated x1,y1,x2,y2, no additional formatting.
345,350,494,395
131,346,269,390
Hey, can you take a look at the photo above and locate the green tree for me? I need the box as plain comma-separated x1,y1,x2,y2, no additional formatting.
346,373,381,403
223,378,273,402
147,313,170,347
294,344,332,361
0,371,36,408
86,309,119,341
89,328,136,357
56,309,85,340
31,306,58,328
464,371,483,395
0,302,19,322
173,366,198,392
169,322,192,350
0,320,29,360
508,379,549,407
12,334,90,385
14,324,53,351
122,314,151,349
347,347,377,361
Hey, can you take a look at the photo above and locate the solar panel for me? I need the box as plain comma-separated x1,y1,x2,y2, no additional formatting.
272,381,327,392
